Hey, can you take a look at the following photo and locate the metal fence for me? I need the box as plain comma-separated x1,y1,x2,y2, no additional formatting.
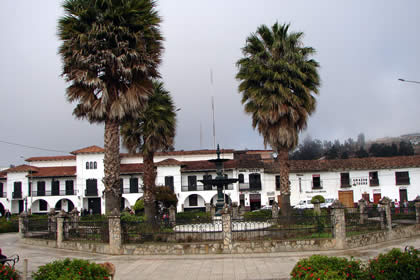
391,206,416,221
24,216,56,240
345,208,382,236
232,215,333,241
63,220,109,243
121,219,223,243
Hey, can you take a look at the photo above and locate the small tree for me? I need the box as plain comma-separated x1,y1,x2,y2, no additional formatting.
311,195,325,204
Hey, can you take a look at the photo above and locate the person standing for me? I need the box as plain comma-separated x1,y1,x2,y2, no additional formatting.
5,210,11,222
394,199,400,214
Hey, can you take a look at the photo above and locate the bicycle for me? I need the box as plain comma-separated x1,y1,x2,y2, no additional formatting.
0,254,19,268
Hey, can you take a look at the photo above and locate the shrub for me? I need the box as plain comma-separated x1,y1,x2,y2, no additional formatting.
367,247,420,280
176,211,211,223
311,195,326,204
0,217,19,233
133,199,144,214
243,209,272,221
0,263,20,280
32,258,110,280
121,212,145,223
290,255,366,280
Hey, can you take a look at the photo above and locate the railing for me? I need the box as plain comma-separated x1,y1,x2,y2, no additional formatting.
340,181,351,188
121,187,142,194
369,179,379,186
12,192,22,199
181,185,234,192
238,183,261,191
64,220,109,243
0,192,6,198
121,219,223,243
85,189,98,196
31,190,76,197
311,181,323,189
345,207,382,236
396,178,410,185
232,215,333,241
391,206,416,221
24,216,56,240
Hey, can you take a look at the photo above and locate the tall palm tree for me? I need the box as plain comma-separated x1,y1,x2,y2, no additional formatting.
121,80,177,219
58,0,163,214
236,23,320,215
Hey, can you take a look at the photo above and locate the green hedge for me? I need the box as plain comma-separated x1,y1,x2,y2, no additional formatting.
32,258,111,280
0,217,19,233
243,209,272,221
175,211,211,222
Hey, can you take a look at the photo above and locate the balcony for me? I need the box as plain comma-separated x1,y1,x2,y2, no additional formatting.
369,179,379,187
0,192,6,198
340,181,351,188
31,190,76,197
85,189,98,196
121,187,142,194
239,183,261,191
396,178,410,186
12,192,22,199
181,185,234,192
311,180,323,190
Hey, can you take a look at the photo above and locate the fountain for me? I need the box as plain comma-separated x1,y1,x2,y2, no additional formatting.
199,144,238,215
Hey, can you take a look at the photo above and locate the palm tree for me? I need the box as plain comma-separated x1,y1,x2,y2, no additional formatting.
236,23,320,215
121,81,177,219
58,0,163,214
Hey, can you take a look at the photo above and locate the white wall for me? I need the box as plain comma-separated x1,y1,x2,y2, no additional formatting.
29,160,76,168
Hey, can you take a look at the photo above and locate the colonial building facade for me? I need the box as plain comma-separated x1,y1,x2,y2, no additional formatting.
0,145,419,215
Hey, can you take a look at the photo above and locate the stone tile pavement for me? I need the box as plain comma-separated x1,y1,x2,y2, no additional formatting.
1,233,420,280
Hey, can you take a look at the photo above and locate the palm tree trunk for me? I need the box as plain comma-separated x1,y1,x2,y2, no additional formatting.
103,120,121,215
143,151,156,220
278,147,291,216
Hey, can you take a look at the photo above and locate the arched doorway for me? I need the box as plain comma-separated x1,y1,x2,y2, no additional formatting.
210,194,232,206
31,199,49,214
184,194,206,212
0,202,5,216
55,199,75,212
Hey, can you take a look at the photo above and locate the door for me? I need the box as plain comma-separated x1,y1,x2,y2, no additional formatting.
65,180,74,195
18,200,24,213
88,198,101,214
373,193,381,204
249,194,261,211
399,189,408,204
37,181,46,196
52,180,60,196
338,191,354,208
362,193,370,203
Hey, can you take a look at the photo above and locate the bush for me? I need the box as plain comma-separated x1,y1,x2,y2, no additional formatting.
0,263,20,280
311,195,326,204
32,258,110,280
243,209,272,221
121,212,145,223
290,255,366,280
133,199,144,214
176,211,211,223
0,217,19,233
367,247,420,280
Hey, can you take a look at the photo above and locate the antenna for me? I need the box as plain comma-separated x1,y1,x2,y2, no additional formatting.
210,68,216,149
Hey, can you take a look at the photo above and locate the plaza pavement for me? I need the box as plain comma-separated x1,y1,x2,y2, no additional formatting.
1,233,420,280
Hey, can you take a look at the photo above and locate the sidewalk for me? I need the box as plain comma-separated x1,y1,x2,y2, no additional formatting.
1,233,420,280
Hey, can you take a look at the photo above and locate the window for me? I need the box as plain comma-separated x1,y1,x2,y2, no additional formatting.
312,175,321,189
369,171,379,186
203,174,212,190
0,182,3,197
65,180,74,195
395,171,410,185
340,173,350,188
13,182,22,198
275,175,280,190
37,181,46,196
238,174,244,184
52,180,60,196
39,200,48,211
86,161,97,170
89,162,94,169
93,161,97,169
249,173,261,190
189,194,198,206
119,179,124,194
129,178,139,193
188,176,197,191
86,179,98,196
165,176,174,192
86,162,89,169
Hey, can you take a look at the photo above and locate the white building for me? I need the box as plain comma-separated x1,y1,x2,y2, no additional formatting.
0,145,419,215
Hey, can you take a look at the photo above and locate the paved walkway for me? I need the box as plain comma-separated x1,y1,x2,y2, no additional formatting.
1,233,420,280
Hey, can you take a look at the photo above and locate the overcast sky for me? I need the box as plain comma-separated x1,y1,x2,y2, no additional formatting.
1,0,419,166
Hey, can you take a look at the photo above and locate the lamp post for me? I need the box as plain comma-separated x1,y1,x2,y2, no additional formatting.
398,78,420,84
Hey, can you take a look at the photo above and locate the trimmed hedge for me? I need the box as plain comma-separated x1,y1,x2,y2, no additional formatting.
0,217,19,233
32,258,110,280
243,209,272,221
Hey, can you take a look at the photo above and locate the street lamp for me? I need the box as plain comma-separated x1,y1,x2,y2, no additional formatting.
398,78,420,84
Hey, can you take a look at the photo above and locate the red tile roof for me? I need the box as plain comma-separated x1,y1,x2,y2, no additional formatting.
120,164,144,174
3,165,40,173
155,159,182,166
121,149,235,158
29,166,76,178
26,155,76,162
264,155,420,173
0,171,6,179
71,146,105,155
181,160,238,172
